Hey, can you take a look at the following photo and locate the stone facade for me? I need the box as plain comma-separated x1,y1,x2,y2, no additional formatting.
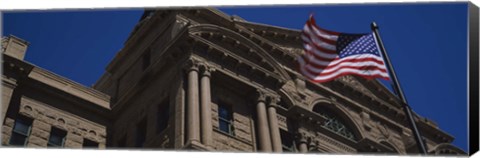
2,36,110,149
1,8,466,155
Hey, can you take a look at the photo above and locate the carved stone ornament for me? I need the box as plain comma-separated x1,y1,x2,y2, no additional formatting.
172,19,189,37
360,111,373,131
280,80,302,106
183,57,202,71
339,76,372,95
256,89,267,102
200,63,216,77
294,78,306,98
295,131,308,143
267,95,280,108
376,122,390,139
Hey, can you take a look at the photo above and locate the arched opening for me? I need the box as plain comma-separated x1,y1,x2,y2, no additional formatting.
312,104,358,141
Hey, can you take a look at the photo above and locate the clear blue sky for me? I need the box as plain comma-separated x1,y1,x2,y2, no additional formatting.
3,3,468,152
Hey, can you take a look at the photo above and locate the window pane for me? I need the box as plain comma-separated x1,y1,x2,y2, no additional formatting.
10,116,32,146
48,128,66,147
13,120,31,135
83,139,99,148
48,135,63,146
9,132,28,146
313,106,357,141
49,135,64,145
217,103,234,135
219,119,230,133
219,107,230,119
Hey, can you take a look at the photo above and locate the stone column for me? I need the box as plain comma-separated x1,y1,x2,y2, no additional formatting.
267,96,282,152
185,59,200,143
200,64,214,147
256,91,272,152
296,132,308,153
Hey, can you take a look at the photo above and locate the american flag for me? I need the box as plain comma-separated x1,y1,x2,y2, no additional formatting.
297,15,391,83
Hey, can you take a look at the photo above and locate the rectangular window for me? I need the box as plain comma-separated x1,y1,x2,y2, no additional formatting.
47,127,67,147
280,130,295,152
218,103,234,135
135,117,147,147
9,116,33,146
157,99,170,133
82,138,99,148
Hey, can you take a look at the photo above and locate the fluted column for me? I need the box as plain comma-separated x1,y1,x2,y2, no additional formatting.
267,96,282,152
256,91,272,152
200,64,214,147
185,59,200,143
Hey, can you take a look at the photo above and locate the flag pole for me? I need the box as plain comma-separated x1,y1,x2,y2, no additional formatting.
370,22,428,154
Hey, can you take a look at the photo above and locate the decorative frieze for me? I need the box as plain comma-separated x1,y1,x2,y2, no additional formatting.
360,111,373,131
19,97,106,144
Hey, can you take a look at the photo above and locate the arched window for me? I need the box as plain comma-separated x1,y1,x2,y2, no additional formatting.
313,105,357,141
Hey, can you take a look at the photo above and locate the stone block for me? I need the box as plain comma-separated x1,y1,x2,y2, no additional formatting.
234,123,250,133
31,128,50,139
2,126,13,135
27,143,43,148
233,115,249,123
66,132,84,143
27,135,47,146
65,139,82,148
235,131,251,141
4,117,14,127
2,134,10,145
33,120,51,132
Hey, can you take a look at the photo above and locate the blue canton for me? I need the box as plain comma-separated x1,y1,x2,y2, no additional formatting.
336,33,380,58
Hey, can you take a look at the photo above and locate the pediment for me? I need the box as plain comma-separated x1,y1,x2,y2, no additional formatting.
222,19,404,108
183,11,402,109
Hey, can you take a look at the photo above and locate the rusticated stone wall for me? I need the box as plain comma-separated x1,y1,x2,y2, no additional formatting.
2,96,106,148
210,84,255,151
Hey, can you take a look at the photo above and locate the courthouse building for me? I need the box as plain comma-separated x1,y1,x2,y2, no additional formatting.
1,8,466,155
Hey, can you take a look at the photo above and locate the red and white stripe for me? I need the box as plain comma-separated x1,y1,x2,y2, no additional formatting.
297,15,390,83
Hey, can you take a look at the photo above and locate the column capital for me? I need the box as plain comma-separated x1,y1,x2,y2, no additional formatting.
184,57,201,72
200,63,216,77
267,95,280,108
256,90,268,102
295,131,308,143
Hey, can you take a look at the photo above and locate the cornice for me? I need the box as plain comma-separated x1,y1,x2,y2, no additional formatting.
28,67,110,110
3,54,110,110
233,20,303,42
